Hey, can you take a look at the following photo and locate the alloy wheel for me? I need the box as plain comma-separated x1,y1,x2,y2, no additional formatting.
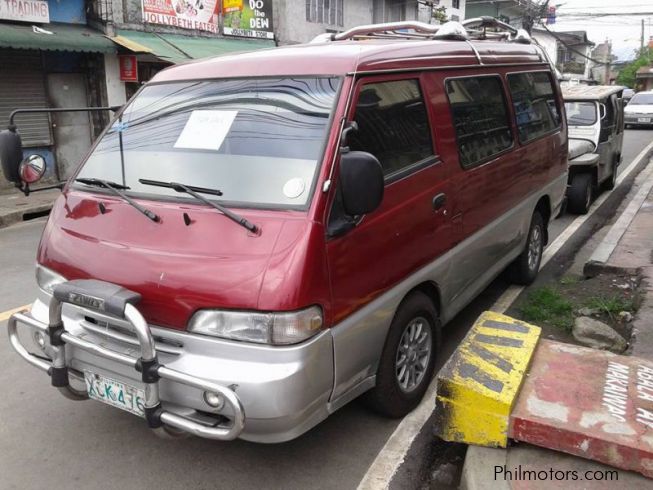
395,316,432,393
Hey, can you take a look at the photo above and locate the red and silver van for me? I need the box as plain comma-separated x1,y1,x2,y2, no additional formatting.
2,18,567,443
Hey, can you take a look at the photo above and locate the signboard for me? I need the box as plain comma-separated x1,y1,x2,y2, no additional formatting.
119,55,138,82
223,0,274,39
510,340,653,478
0,0,49,23
546,6,556,25
141,0,220,34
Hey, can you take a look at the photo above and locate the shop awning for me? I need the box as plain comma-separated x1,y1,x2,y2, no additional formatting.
110,29,275,64
0,22,115,53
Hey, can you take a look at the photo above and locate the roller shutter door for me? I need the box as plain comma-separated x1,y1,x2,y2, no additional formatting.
0,49,52,147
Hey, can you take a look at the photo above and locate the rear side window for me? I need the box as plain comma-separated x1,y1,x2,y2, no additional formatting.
445,76,513,168
507,72,561,143
349,79,434,178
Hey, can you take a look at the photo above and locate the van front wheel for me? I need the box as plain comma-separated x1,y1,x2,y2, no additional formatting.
363,292,439,418
509,211,544,285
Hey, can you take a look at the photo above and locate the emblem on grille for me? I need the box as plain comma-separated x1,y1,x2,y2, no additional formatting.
68,292,105,310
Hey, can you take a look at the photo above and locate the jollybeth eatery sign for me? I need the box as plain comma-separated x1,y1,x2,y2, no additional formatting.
0,0,50,23
141,0,220,34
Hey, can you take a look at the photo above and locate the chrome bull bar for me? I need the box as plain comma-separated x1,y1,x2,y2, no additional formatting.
7,279,245,441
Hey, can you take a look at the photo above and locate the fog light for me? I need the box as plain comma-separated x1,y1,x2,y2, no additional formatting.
33,331,46,351
203,391,225,410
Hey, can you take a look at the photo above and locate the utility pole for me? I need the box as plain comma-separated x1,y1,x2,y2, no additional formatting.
604,39,611,84
642,19,646,56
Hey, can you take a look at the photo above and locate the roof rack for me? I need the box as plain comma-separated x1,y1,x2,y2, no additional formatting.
310,17,532,44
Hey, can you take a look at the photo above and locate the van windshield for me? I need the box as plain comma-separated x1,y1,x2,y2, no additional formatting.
76,77,341,209
564,101,596,126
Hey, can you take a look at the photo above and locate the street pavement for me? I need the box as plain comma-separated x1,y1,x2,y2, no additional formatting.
0,129,651,489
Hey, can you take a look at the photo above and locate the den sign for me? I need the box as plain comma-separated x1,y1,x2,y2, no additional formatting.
223,0,274,39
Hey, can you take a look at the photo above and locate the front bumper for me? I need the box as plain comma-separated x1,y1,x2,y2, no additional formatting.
8,280,334,443
625,115,653,125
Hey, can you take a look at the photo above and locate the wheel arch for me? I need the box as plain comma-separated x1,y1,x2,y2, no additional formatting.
409,281,441,317
534,195,551,245
568,164,598,187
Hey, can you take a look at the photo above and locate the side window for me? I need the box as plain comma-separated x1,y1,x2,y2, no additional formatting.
445,76,513,168
507,72,561,143
349,79,434,179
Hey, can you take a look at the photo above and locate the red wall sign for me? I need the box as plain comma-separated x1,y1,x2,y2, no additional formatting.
119,55,138,82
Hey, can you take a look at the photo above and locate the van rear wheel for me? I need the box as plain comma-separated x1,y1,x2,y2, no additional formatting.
363,292,439,418
509,211,544,286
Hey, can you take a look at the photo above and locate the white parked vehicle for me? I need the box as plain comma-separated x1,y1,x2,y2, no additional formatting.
625,91,653,128
563,85,625,214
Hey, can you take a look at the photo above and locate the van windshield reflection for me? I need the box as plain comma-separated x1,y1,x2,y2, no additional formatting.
76,77,341,209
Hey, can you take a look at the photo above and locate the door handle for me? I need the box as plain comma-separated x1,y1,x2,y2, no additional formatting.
432,193,446,211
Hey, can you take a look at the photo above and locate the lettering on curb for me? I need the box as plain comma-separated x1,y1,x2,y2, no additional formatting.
602,362,653,428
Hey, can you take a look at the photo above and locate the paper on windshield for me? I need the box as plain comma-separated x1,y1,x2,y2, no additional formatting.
174,110,238,151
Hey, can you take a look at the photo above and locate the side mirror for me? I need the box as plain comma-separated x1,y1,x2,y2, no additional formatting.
599,103,607,120
19,154,46,184
339,150,384,216
0,129,23,183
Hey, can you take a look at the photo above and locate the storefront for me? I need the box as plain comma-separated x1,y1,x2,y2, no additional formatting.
105,0,276,99
0,1,116,187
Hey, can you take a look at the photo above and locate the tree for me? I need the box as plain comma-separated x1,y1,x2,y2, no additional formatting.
431,6,448,24
616,48,651,89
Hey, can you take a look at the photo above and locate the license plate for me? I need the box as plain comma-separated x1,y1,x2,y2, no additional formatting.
84,371,145,417
638,117,650,123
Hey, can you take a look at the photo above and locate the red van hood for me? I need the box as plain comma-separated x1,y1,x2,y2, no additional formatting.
37,190,315,330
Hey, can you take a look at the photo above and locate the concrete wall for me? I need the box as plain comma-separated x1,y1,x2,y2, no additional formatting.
416,0,466,23
274,0,375,45
103,54,127,108
532,30,558,65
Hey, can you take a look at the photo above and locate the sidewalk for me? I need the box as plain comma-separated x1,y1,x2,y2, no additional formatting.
461,159,653,489
0,187,60,229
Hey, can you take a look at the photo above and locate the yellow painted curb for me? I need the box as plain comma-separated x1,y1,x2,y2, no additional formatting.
0,304,31,322
434,311,541,447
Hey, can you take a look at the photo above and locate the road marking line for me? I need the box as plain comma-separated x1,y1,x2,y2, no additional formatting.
357,141,653,489
0,304,31,322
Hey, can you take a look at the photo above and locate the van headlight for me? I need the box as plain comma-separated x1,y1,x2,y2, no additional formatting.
35,264,67,294
188,306,324,345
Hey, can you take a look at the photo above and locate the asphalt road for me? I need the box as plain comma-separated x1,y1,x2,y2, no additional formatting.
0,129,651,490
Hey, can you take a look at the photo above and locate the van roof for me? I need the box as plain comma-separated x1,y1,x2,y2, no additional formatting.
151,38,546,83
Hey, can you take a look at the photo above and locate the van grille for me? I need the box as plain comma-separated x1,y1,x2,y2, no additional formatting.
81,316,183,356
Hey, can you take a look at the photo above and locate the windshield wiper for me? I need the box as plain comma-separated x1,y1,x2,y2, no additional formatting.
75,178,159,222
139,179,258,233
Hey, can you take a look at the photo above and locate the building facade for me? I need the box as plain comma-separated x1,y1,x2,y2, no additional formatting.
0,0,115,187
531,28,595,83
465,0,528,27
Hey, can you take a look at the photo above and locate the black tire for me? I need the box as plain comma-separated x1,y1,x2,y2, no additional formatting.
509,211,544,286
567,173,593,214
363,292,439,418
603,157,618,191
